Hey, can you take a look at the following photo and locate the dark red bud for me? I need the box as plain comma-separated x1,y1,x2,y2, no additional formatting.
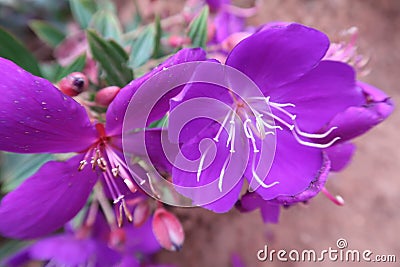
59,72,89,96
95,86,121,106
152,208,184,251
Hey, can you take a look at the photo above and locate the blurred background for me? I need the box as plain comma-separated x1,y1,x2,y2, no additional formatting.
0,0,399,266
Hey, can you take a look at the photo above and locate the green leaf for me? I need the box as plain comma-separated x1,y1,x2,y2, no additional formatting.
40,62,62,83
187,6,209,48
0,27,42,76
87,29,133,87
90,10,122,42
55,54,86,82
129,25,155,69
0,240,31,260
0,152,54,193
29,20,65,48
153,15,163,58
69,0,97,29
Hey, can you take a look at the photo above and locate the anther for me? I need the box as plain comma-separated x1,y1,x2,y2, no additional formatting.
78,160,88,171
321,187,345,206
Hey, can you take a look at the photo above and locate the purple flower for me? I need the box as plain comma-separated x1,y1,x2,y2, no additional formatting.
2,213,162,267
169,23,368,212
0,48,206,239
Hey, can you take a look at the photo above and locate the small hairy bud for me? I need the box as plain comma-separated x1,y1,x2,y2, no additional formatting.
95,86,121,106
59,72,89,96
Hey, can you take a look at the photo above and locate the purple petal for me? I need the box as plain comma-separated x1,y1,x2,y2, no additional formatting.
106,48,207,137
30,234,120,267
319,81,394,142
0,57,98,153
213,11,245,43
172,121,247,212
269,152,330,205
239,192,281,223
124,217,161,254
271,61,363,132
0,155,97,239
207,0,229,12
253,130,324,200
119,256,140,267
226,23,329,91
325,142,355,172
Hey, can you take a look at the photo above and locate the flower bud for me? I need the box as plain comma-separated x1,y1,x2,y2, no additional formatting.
109,228,126,250
133,201,151,227
152,208,184,251
95,86,121,107
59,72,89,96
168,35,191,48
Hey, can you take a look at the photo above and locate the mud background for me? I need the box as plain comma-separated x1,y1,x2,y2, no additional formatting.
153,0,400,266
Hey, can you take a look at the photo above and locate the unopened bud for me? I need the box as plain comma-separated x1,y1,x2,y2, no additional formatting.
152,208,184,251
168,35,191,47
109,228,126,250
59,72,88,96
133,201,151,227
95,86,121,106
221,32,252,52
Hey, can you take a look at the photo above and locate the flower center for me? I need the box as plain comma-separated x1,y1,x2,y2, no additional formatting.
205,94,341,192
78,123,144,226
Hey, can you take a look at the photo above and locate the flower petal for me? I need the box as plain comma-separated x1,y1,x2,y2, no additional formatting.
269,152,330,205
29,234,121,267
319,81,394,142
0,57,98,153
253,130,324,200
226,23,329,91
106,48,207,137
325,142,355,172
172,121,247,212
0,155,97,239
239,192,281,223
273,60,364,132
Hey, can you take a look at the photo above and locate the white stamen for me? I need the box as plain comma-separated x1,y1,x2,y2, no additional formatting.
250,153,279,189
295,125,338,139
197,148,209,182
218,156,231,192
214,110,232,142
113,194,124,204
292,130,341,148
270,103,297,120
243,118,259,153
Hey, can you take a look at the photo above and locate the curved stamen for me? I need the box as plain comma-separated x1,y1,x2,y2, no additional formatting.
218,155,231,192
250,152,279,190
295,124,338,139
292,130,341,148
243,118,259,153
197,147,210,182
214,110,232,142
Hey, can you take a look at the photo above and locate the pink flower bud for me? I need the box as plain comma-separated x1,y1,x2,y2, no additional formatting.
168,35,191,47
95,86,121,106
59,72,89,96
133,201,151,227
108,228,126,250
221,32,252,52
152,208,184,251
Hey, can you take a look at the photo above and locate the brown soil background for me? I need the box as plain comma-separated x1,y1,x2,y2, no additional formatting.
153,0,400,266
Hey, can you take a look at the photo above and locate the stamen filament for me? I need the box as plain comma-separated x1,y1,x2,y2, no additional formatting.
218,156,231,192
214,110,232,142
250,153,279,190
292,130,341,148
321,187,345,206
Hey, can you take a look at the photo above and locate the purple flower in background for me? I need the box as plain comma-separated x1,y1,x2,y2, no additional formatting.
0,48,206,239
169,23,371,212
2,213,162,267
